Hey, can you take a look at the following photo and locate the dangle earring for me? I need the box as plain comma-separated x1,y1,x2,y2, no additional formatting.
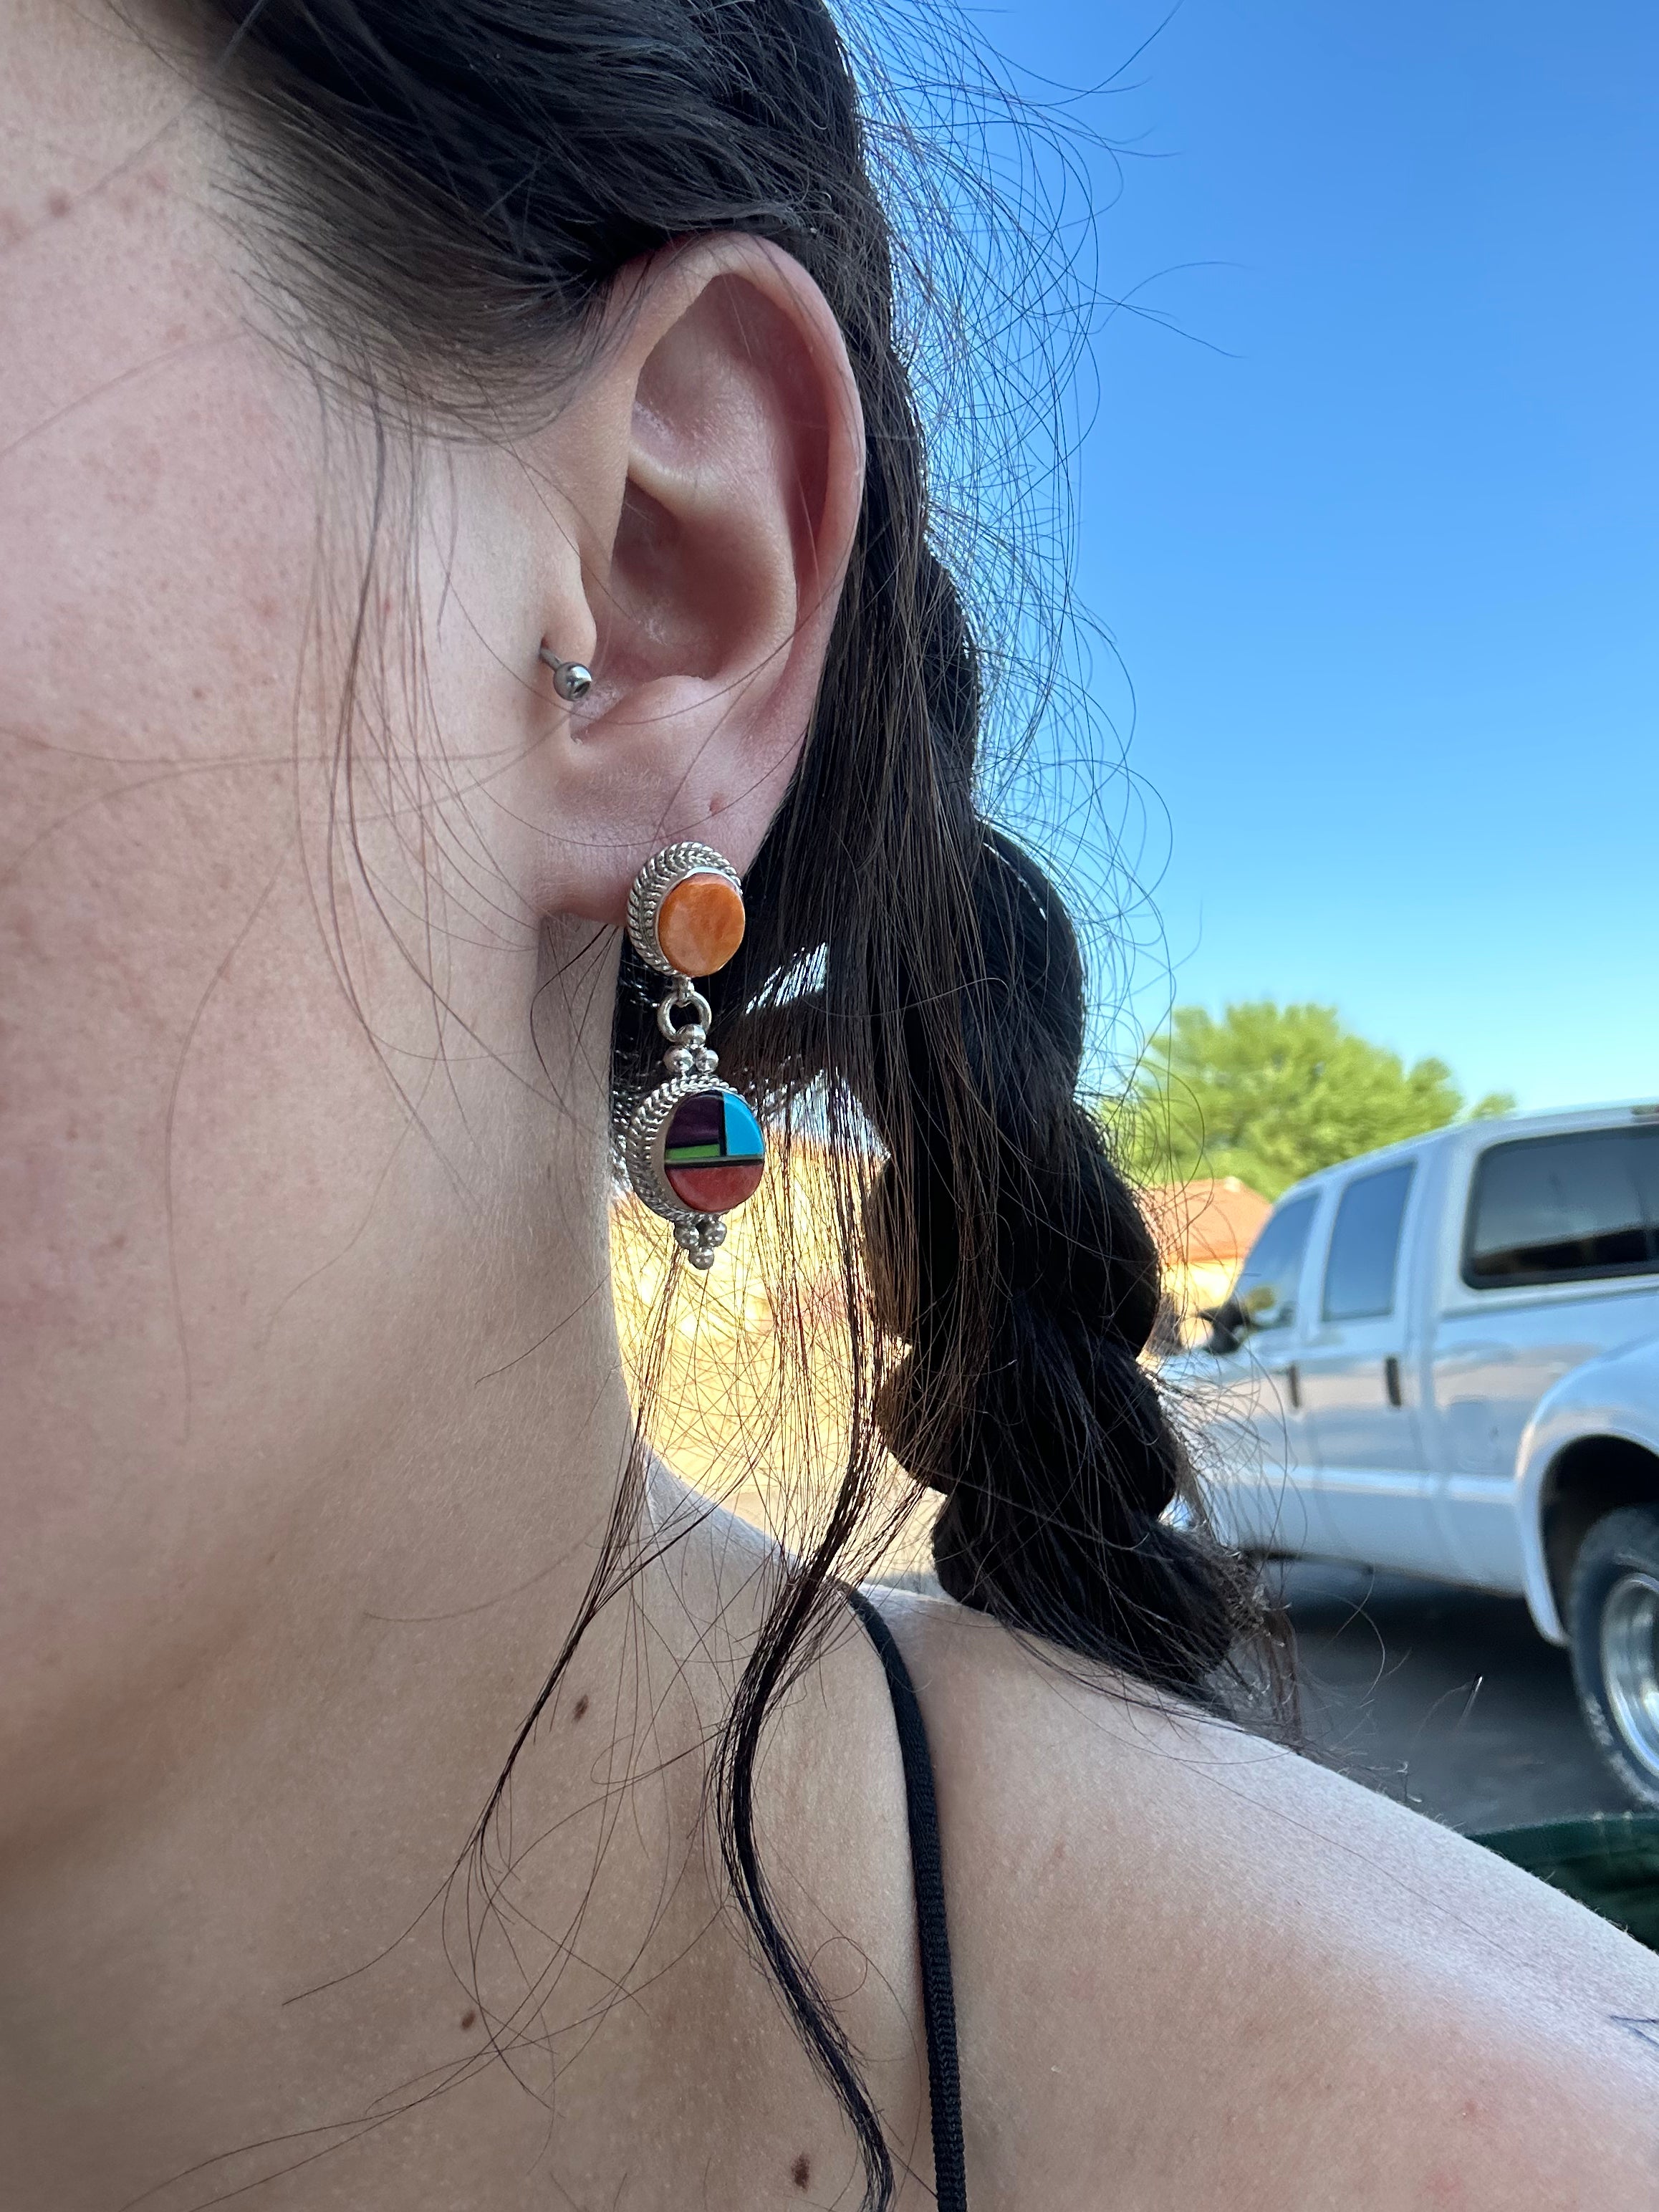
622,842,766,1270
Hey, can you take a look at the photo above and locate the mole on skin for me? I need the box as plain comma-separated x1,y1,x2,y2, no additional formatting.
791,2153,810,2190
572,1693,589,1721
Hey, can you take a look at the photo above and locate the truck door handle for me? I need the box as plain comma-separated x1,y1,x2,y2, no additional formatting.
1384,1355,1403,1408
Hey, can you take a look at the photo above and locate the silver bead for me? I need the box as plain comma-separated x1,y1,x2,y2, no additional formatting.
691,1045,718,1075
538,644,592,702
665,1045,693,1076
672,1213,727,1269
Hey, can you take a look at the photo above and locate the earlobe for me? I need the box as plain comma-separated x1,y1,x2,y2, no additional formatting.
529,235,865,931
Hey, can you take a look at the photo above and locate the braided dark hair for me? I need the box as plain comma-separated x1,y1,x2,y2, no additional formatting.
191,0,1263,2202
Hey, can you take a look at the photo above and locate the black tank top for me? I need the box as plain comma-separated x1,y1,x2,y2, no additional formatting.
846,1588,969,2212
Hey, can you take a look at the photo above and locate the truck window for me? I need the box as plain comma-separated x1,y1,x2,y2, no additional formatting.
1232,1193,1318,1332
1463,1128,1659,1288
1322,1160,1415,1321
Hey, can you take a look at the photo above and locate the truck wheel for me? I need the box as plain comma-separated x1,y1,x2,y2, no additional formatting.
1568,1505,1659,1812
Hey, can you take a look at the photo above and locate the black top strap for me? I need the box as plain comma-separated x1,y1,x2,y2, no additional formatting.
846,1587,969,2212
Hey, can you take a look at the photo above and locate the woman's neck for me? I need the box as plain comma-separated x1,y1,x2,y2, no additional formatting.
1,1306,924,2212
1,1231,678,2195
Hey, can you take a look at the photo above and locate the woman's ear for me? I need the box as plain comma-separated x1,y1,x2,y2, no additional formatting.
521,234,865,925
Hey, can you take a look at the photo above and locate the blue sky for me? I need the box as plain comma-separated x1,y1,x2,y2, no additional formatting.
949,1,1657,1110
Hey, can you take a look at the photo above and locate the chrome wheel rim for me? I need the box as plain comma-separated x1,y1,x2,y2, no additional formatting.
1600,1569,1659,1779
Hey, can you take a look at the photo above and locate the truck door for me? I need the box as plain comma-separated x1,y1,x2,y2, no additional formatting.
1200,1189,1329,1559
1299,1158,1451,1575
1431,1124,1659,1588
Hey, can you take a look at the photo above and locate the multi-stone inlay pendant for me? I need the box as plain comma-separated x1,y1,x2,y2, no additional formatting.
622,842,766,1269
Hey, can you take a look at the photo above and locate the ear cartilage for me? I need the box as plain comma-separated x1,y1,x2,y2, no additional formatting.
621,844,761,1269
538,641,593,701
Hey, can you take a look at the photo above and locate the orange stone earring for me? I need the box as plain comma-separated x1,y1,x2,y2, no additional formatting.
623,842,765,1269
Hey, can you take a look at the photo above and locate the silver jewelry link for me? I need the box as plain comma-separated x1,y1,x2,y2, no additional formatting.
657,987,713,1042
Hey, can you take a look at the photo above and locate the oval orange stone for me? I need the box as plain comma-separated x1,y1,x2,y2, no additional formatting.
656,872,745,976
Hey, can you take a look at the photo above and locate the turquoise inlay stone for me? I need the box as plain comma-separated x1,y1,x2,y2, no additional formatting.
720,1093,766,1160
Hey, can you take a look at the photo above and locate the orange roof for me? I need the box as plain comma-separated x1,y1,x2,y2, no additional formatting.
1142,1177,1271,1270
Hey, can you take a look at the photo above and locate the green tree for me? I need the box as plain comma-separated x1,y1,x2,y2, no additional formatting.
1110,1000,1515,1199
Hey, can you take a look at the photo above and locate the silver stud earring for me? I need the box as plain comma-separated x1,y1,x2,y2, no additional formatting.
539,640,593,701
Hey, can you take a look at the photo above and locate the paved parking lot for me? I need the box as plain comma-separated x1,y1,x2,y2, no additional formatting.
1279,1560,1635,1833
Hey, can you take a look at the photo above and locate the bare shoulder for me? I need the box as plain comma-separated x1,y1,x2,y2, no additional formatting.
872,1587,1659,2212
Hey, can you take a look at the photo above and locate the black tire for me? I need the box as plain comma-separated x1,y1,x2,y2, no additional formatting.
1568,1504,1659,1812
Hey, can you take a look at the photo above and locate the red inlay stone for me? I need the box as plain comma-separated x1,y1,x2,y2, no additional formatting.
665,1158,766,1213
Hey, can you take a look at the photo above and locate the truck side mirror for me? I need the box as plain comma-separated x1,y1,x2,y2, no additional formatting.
1200,1294,1248,1356
1201,1283,1294,1354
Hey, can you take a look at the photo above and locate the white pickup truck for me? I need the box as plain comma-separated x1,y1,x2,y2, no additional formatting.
1173,1104,1659,1807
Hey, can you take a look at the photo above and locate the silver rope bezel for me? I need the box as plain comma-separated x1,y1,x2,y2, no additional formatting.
626,842,743,976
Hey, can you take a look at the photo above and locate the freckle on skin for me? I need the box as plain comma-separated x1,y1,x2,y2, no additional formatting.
791,2154,810,2190
47,189,70,219
572,1694,589,1721
460,2009,477,2031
